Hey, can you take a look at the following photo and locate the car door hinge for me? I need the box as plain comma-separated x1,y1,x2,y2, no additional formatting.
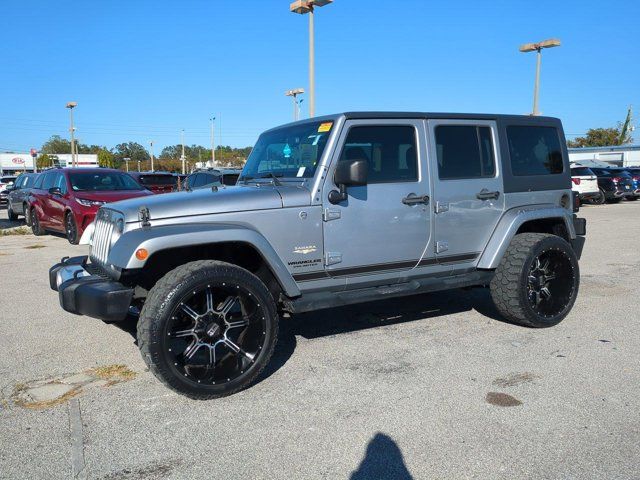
323,208,341,222
435,201,449,214
325,252,342,266
435,241,449,254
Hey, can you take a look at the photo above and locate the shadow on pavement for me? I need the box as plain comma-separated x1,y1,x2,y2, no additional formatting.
106,287,509,387
350,432,413,480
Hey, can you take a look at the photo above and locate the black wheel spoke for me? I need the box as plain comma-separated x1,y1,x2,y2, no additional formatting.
527,249,575,317
166,282,266,386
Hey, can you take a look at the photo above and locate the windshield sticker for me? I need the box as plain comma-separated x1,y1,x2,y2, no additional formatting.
318,122,333,133
283,143,292,158
296,167,306,177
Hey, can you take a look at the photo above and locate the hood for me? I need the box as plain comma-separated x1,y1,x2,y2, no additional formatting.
108,183,312,223
75,189,154,203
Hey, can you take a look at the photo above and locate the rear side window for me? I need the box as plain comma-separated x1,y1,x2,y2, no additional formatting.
42,172,56,190
339,126,418,183
221,174,239,186
33,174,44,189
507,126,564,176
435,125,496,180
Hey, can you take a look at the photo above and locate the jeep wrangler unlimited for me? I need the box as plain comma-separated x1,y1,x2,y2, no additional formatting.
50,112,586,399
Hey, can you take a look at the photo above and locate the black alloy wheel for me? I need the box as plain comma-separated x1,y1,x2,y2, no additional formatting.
526,250,576,319
65,213,79,244
138,261,278,399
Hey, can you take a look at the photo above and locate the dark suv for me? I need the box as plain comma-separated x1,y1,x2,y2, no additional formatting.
128,172,178,194
589,167,635,204
6,172,40,223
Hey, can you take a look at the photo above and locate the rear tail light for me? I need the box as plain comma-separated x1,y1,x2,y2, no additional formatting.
571,177,581,185
633,176,640,182
612,177,621,184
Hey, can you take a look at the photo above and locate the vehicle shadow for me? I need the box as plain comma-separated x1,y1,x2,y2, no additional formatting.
350,432,413,480
108,287,509,386
259,287,507,383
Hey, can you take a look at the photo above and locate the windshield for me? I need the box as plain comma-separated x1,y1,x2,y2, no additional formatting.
69,172,143,191
240,120,334,181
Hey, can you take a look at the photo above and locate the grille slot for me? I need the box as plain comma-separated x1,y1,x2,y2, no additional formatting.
90,209,118,266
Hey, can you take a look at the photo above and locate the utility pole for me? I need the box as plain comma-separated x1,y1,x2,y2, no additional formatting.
124,157,130,172
181,129,186,174
519,39,561,116
210,117,216,168
290,0,332,118
150,141,155,171
66,102,78,167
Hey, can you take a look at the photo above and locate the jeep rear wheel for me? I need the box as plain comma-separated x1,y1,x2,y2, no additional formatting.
137,260,278,399
490,233,579,328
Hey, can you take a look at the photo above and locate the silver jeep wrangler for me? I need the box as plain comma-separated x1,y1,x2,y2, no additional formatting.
50,112,587,399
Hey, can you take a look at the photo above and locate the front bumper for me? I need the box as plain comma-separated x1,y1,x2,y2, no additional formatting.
49,256,133,322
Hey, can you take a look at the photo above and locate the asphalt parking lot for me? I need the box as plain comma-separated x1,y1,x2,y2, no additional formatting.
1,202,639,480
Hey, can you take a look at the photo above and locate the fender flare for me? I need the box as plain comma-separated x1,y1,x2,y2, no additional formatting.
477,206,576,270
107,222,301,297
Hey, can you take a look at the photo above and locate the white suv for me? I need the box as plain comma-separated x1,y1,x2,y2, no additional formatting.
571,166,599,203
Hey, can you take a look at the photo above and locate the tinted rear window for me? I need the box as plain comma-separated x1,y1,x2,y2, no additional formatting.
435,125,496,180
507,126,564,176
221,174,239,186
138,175,177,186
571,167,594,176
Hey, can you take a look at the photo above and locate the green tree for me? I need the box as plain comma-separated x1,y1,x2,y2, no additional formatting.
36,153,54,169
113,142,149,163
97,149,116,168
568,126,632,148
41,135,72,154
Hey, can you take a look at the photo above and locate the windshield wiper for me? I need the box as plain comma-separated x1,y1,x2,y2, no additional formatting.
258,173,284,186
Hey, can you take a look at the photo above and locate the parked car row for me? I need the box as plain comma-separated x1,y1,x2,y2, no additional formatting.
571,166,640,205
3,167,243,244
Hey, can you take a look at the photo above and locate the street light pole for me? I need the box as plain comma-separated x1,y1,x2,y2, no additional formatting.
124,157,130,172
285,88,305,121
66,102,78,167
290,0,332,118
150,141,154,171
519,38,561,116
210,117,216,168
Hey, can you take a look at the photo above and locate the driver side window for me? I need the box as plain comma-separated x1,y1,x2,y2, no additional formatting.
339,126,418,183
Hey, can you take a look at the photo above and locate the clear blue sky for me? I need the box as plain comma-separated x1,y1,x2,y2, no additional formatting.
1,0,638,153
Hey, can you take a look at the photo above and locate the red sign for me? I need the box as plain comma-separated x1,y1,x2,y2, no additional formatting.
30,148,37,156
11,157,25,164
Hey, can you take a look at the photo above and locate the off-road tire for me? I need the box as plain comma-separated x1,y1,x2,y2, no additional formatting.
31,208,44,236
7,206,18,221
490,233,579,328
137,260,278,400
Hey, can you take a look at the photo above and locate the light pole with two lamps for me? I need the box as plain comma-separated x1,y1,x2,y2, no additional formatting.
519,38,561,116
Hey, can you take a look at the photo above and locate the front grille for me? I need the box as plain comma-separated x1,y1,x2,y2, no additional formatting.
84,262,110,278
90,209,116,265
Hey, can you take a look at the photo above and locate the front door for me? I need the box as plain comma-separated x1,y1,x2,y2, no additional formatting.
322,120,432,277
427,119,504,263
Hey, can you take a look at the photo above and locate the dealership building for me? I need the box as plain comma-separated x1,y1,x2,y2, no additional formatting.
568,144,640,167
0,152,98,175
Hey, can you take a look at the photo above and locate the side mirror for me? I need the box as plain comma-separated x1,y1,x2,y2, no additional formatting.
48,187,62,196
329,159,368,204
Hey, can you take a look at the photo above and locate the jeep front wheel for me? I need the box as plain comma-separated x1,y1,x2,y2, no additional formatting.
137,260,278,399
490,233,579,328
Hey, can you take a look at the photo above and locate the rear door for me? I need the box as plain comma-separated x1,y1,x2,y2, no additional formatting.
427,119,504,263
48,172,67,229
39,172,56,225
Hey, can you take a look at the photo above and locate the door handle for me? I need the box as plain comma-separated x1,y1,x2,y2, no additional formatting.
402,194,430,205
476,189,500,200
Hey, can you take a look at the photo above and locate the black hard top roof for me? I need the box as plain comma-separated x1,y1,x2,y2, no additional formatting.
267,111,561,132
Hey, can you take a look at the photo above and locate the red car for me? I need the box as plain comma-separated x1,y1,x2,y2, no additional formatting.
127,171,178,194
28,168,153,244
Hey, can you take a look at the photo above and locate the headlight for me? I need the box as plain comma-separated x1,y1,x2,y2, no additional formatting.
115,218,124,234
76,198,106,207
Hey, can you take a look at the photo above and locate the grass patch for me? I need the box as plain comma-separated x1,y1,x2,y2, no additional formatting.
24,244,46,249
90,364,137,383
0,226,31,236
